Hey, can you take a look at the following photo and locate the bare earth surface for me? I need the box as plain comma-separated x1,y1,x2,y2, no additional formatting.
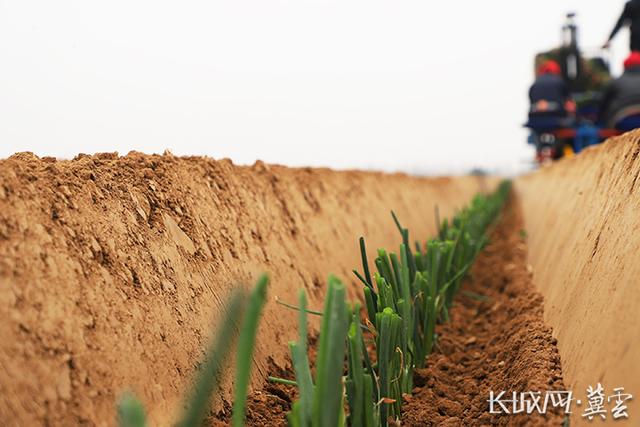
517,130,640,426
401,195,565,426
0,152,492,426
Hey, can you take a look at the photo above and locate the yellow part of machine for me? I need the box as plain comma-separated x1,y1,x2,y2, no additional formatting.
563,144,575,158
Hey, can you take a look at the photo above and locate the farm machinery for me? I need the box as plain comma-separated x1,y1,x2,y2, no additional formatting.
526,13,639,164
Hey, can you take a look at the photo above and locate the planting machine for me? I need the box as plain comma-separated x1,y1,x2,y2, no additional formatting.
526,13,640,164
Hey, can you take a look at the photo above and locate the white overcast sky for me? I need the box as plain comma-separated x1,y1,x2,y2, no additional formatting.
0,1,632,173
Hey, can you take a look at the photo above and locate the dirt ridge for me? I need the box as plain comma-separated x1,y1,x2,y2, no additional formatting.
0,152,493,426
517,130,640,426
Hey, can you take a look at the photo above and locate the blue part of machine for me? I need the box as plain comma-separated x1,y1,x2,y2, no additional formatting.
574,123,600,153
527,133,535,145
616,115,640,132
525,116,570,132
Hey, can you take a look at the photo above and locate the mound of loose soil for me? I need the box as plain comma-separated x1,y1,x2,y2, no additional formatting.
402,195,565,426
517,130,640,425
0,151,493,426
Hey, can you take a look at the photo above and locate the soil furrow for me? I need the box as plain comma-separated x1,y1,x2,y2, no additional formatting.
401,194,565,426
219,194,566,426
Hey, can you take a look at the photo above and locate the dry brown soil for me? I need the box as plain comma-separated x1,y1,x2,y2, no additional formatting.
4,131,636,427
0,152,493,426
401,195,565,426
517,130,640,426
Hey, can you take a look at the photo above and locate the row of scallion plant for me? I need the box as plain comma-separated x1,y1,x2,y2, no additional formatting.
115,180,510,427
118,275,269,427
277,180,511,427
